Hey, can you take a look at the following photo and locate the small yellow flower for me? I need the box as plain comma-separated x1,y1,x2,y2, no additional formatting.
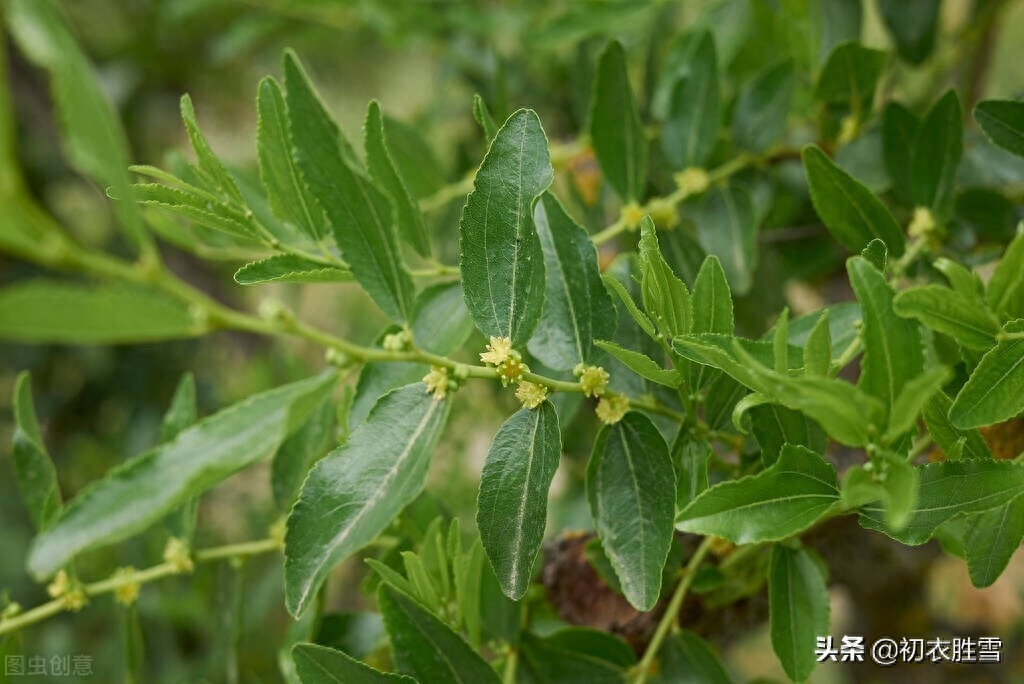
621,202,645,230
47,570,88,611
47,570,70,599
596,393,630,425
574,364,610,398
837,115,859,146
498,355,528,386
163,537,195,574
63,588,88,612
515,381,549,409
480,336,513,366
674,167,710,197
423,366,451,400
113,567,140,607
383,330,412,352
908,206,936,237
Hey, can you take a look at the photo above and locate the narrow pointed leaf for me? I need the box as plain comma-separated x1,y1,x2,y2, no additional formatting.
133,182,262,241
878,0,940,64
962,495,1024,588
882,102,919,205
921,391,992,461
12,373,62,531
477,402,561,600
974,100,1024,159
841,450,918,530
285,384,450,616
949,320,1024,429
587,412,675,611
639,218,692,338
595,341,681,387
27,371,336,578
676,444,839,544
986,231,1024,320
733,59,796,154
472,94,498,144
160,373,199,543
459,109,552,346
694,186,757,296
365,101,430,257
590,40,646,201
803,311,832,376
911,91,962,220
292,643,414,683
692,255,734,335
893,286,1000,350
378,584,500,684
673,438,711,510
285,52,414,323
882,365,951,443
234,255,352,285
749,404,827,467
602,274,657,339
650,631,731,684
179,94,243,202
528,193,615,370
814,42,886,109
769,545,830,684
662,31,720,168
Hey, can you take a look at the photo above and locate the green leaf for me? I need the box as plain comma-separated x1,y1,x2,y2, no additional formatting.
803,145,905,255
285,384,450,616
860,238,887,272
477,402,561,600
378,584,500,684
911,90,962,220
602,274,657,340
921,391,993,461
749,404,827,467
587,412,676,611
292,643,413,683
234,255,353,285
881,102,920,206
639,218,693,339
814,41,886,110
974,100,1024,159
160,373,199,543
179,94,243,203
518,632,626,684
256,77,329,245
768,545,830,683
933,257,986,301
860,460,1024,545
650,631,731,684
786,302,862,362
11,373,62,531
673,438,711,509
365,101,430,257
949,320,1024,429
694,185,757,296
543,628,636,668
6,0,146,248
272,396,335,511
132,181,262,242
662,31,720,169
0,280,201,344
986,231,1024,321
284,52,414,323
848,256,924,423
590,40,647,201
676,444,839,544
595,341,681,388
733,59,796,154
878,0,940,64
882,365,951,443
962,495,1024,588
803,310,832,376
27,371,336,579
528,193,616,370
692,255,734,335
841,450,919,530
893,286,1000,351
459,109,552,347
472,94,498,144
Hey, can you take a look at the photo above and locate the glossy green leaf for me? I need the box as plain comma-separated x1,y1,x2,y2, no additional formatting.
257,77,329,244
590,40,647,201
365,101,430,257
595,340,681,388
285,384,449,616
786,302,862,362
650,631,731,684
860,460,1024,544
160,373,199,543
272,396,335,511
911,91,962,220
601,273,657,340
803,310,832,376
974,100,1024,159
292,643,413,683
378,584,500,684
962,495,1024,588
881,101,919,206
933,257,985,301
814,41,886,109
921,391,992,461
639,217,692,339
0,280,201,344
878,0,940,64
517,631,625,684
749,404,827,467
882,365,951,444
543,628,636,668
803,145,905,255
673,438,711,509
848,256,924,423
477,402,561,600
587,412,675,611
284,52,414,323
132,181,262,241
676,445,839,544
768,545,830,683
949,320,1024,429
472,94,498,144
733,59,796,153
841,450,918,530
234,255,352,285
6,0,146,247
27,371,336,578
986,231,1024,321
893,286,1000,351
528,192,615,370
694,185,757,296
662,31,720,169
860,238,887,272
459,109,552,347
692,255,734,335
11,373,62,531
179,94,243,203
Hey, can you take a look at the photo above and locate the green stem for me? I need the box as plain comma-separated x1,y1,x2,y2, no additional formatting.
632,537,714,684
